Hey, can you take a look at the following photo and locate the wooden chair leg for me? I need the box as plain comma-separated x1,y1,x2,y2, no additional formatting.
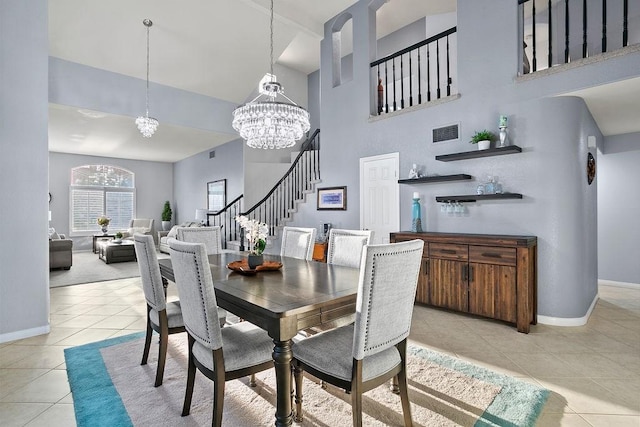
398,368,413,427
182,336,197,416
141,315,152,365
351,387,363,427
154,313,169,387
212,349,226,427
293,362,304,423
390,375,400,394
249,373,256,387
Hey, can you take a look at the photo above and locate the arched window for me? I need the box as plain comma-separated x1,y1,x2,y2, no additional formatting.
331,13,353,87
70,165,136,234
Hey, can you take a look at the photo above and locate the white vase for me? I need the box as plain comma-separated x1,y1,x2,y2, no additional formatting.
162,221,171,231
478,140,491,150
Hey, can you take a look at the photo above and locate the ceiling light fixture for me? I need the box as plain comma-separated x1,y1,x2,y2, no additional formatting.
232,0,310,149
135,19,159,138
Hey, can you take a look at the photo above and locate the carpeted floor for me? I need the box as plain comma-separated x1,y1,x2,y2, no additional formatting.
49,250,169,287
65,332,549,426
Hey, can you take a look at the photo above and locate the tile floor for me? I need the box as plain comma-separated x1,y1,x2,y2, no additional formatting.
0,279,638,426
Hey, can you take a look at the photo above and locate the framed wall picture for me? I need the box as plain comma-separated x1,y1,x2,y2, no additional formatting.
207,179,226,212
317,186,347,210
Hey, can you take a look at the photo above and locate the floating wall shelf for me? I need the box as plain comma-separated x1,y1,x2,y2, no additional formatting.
435,193,523,203
436,145,522,162
398,174,472,184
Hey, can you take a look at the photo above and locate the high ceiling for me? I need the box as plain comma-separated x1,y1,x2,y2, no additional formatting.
48,0,638,162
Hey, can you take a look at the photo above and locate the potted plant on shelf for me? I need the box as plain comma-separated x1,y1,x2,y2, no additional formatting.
114,232,123,243
470,130,496,150
161,201,172,231
235,215,268,269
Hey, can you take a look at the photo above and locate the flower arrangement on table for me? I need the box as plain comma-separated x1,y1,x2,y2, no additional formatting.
96,216,110,227
235,215,268,256
97,216,111,235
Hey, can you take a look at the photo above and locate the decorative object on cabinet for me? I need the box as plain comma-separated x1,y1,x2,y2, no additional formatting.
412,192,423,232
317,186,347,210
207,179,226,212
586,152,596,185
398,174,472,184
470,130,496,150
390,232,537,333
436,145,522,162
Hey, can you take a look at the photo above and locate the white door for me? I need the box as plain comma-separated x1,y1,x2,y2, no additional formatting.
359,153,399,244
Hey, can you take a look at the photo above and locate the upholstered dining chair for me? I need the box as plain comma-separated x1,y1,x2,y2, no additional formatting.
292,239,424,427
326,228,374,268
175,226,223,255
133,234,185,387
168,239,275,426
280,226,317,260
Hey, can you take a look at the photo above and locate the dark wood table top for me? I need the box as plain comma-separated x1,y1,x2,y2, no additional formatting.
158,252,360,340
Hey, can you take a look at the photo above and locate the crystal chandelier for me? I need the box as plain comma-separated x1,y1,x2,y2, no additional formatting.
232,0,310,149
135,19,159,138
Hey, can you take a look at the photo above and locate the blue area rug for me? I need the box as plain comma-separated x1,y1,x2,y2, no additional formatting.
65,333,548,426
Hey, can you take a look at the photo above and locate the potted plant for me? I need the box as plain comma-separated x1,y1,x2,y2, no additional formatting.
114,232,123,243
235,215,268,269
161,201,172,231
470,130,496,150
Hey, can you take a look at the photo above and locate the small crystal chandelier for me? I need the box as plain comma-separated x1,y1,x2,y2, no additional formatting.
135,19,159,138
232,0,310,149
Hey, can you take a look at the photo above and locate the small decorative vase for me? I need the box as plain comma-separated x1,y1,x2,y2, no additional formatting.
248,254,264,269
411,198,423,233
101,226,108,235
498,127,508,147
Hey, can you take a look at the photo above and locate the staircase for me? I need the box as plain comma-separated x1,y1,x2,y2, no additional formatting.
208,129,321,250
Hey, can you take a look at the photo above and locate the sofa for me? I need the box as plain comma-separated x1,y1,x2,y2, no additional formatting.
50,233,73,270
158,221,202,253
122,218,154,240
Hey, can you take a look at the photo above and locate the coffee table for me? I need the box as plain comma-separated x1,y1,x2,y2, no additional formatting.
93,234,116,253
98,240,136,264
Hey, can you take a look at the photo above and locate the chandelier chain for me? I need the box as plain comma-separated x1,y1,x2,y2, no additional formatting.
270,0,274,78
145,21,151,116
136,19,158,138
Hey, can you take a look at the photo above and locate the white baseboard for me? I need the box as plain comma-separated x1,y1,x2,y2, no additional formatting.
598,279,640,289
0,324,50,344
537,292,599,327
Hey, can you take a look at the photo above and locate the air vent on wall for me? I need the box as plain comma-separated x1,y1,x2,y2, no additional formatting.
432,123,459,143
209,150,216,159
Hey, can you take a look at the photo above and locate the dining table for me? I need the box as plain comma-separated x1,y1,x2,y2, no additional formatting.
158,251,360,427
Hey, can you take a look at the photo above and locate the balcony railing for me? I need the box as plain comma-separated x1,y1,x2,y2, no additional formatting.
371,27,457,115
520,0,636,74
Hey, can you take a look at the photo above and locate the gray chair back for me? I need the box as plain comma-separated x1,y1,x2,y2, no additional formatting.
168,238,223,351
281,226,317,260
352,239,423,360
175,226,222,255
133,234,165,312
326,229,374,268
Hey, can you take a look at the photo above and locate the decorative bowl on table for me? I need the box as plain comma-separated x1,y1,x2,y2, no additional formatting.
112,239,122,244
227,259,283,275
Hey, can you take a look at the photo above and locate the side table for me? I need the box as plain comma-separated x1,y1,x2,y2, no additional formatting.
93,234,116,253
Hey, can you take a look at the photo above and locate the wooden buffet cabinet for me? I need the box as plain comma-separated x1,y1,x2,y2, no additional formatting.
390,232,537,333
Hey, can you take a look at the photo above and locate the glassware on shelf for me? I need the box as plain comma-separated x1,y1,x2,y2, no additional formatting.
477,184,485,195
485,176,495,194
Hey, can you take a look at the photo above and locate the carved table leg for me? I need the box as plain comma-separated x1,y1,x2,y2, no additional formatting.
273,339,293,427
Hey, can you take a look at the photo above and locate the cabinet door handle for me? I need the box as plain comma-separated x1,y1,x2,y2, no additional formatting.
482,252,502,258
424,259,429,275
462,264,468,281
469,265,473,281
441,249,457,254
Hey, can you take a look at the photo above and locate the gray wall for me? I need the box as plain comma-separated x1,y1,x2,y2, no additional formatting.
598,132,640,284
282,0,638,321
0,0,50,342
48,152,174,250
173,139,244,224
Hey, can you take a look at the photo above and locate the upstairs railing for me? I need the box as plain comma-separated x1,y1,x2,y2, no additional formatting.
207,129,321,250
371,26,457,115
519,0,636,74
